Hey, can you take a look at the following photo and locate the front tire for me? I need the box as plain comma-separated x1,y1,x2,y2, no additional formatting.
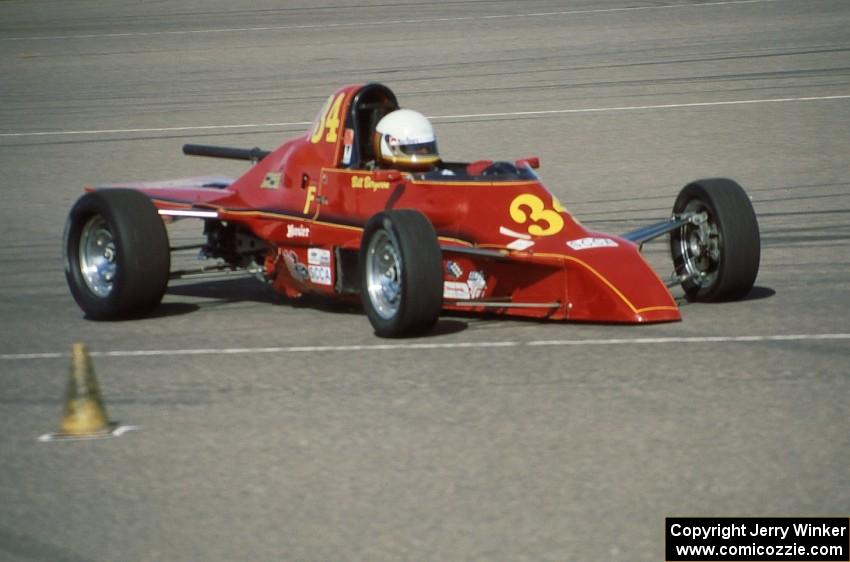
359,210,443,337
670,178,760,301
64,189,170,319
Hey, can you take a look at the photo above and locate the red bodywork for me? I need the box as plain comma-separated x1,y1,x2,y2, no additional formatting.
99,83,680,323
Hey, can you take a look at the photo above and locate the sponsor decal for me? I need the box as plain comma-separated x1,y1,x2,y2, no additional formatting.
395,133,434,144
443,271,488,300
446,261,463,279
286,224,310,239
443,281,470,300
282,250,309,282
351,175,391,191
308,248,331,267
261,172,282,189
308,265,332,286
566,237,619,250
467,271,487,299
342,128,355,165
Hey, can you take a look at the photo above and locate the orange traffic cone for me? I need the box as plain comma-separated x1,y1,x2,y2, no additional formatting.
39,343,135,441
60,342,111,435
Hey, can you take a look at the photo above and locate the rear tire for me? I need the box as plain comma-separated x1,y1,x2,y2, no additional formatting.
64,189,170,319
359,210,443,337
670,178,760,301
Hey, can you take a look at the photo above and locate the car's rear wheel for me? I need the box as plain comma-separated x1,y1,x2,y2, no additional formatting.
64,189,170,319
670,178,760,301
360,210,442,337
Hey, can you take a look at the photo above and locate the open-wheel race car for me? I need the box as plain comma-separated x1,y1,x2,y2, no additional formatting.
64,83,760,337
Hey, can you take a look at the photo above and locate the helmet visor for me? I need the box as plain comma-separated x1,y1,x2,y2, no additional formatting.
397,140,438,157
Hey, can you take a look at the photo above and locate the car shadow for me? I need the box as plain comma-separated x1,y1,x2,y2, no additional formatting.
167,277,362,316
676,285,776,306
147,302,200,318
163,278,775,327
165,277,471,334
84,301,200,321
166,277,280,305
423,319,469,337
739,285,776,301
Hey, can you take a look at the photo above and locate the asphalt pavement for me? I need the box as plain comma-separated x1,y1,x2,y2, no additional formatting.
1,1,849,560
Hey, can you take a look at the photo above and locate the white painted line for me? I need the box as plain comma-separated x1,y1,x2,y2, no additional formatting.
527,333,850,346
1,0,785,42
0,120,312,138
91,341,521,358
2,94,848,139
3,352,63,360
432,95,850,121
3,333,848,362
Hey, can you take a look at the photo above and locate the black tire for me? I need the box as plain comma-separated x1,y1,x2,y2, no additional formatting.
359,210,443,337
64,189,170,319
670,178,760,301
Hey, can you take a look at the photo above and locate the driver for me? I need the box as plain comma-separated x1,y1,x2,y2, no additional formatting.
373,109,441,172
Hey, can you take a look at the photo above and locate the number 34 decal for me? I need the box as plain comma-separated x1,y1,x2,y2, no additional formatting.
509,193,565,237
310,93,344,144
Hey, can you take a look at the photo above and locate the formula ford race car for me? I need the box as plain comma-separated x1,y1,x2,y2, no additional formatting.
64,83,760,337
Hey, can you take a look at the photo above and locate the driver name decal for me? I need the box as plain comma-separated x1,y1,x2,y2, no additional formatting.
351,175,390,191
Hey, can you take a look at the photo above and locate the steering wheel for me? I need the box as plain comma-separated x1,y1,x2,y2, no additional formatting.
481,161,520,177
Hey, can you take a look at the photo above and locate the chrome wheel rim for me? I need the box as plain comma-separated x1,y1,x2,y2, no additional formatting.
677,201,720,289
366,229,402,320
79,215,117,298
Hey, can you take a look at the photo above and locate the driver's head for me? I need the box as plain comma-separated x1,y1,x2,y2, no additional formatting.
373,109,439,170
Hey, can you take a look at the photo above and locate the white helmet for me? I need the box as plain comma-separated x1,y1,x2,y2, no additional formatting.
373,109,439,170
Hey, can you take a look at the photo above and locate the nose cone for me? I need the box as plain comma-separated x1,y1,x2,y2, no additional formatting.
563,237,681,323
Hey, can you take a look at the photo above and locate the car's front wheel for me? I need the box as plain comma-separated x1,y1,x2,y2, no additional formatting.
670,178,760,301
359,210,443,337
64,189,170,319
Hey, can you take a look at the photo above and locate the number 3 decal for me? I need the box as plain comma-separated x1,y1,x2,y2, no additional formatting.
310,93,344,144
509,193,565,237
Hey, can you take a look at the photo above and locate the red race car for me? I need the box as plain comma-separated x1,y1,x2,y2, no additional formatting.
64,83,760,337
